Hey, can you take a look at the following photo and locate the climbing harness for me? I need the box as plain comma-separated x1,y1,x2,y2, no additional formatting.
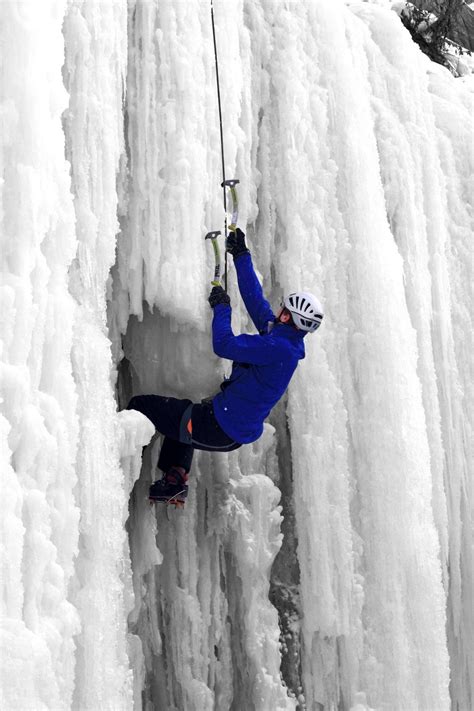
207,0,239,291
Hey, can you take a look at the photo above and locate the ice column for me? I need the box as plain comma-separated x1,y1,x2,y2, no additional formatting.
62,2,153,708
0,2,79,708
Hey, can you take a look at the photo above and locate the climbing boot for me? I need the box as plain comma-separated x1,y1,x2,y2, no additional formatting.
149,467,188,507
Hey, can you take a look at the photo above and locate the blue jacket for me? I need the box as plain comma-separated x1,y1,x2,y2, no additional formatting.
212,253,306,443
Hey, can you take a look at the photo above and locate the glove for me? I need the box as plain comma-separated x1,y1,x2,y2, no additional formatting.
226,228,250,259
208,285,231,308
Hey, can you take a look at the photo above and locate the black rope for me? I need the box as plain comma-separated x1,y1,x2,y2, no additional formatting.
210,0,228,291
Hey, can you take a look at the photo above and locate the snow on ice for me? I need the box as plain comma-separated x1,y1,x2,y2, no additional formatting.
1,1,472,710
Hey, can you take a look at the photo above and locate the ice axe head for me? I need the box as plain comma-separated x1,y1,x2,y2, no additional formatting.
205,231,221,241
221,179,240,188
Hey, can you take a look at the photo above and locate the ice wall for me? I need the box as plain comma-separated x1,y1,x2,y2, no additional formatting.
1,0,472,710
113,1,472,710
1,2,153,710
61,3,156,708
0,3,79,707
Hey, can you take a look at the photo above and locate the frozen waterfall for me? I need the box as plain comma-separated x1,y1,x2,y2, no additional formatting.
1,1,472,710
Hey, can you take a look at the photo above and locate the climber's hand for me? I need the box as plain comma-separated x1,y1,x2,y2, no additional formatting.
225,228,249,259
208,285,231,308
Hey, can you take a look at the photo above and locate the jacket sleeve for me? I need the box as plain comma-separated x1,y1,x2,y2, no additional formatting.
234,252,275,334
212,303,285,365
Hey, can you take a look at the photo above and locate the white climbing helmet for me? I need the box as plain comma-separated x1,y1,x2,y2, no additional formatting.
283,291,324,333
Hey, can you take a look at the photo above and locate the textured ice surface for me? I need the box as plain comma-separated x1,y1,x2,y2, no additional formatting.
0,1,472,710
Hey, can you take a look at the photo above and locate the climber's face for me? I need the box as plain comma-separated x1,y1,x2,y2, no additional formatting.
276,307,293,325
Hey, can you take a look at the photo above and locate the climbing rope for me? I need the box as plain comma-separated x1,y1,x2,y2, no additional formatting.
209,0,239,292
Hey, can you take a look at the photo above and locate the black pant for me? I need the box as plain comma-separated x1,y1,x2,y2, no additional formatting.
127,395,241,474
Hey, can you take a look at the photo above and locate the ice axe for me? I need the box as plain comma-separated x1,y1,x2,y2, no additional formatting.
222,178,239,291
205,230,222,287
222,178,239,231
206,178,240,291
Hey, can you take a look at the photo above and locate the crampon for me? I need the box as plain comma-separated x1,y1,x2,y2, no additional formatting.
148,468,188,508
148,490,187,509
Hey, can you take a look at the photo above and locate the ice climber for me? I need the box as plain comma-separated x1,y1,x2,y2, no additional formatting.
127,228,324,506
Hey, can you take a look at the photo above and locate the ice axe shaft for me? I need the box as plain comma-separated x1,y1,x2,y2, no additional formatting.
222,179,239,231
205,230,222,286
206,180,239,292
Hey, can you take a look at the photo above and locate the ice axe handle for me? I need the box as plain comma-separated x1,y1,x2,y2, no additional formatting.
221,179,239,231
205,231,222,287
